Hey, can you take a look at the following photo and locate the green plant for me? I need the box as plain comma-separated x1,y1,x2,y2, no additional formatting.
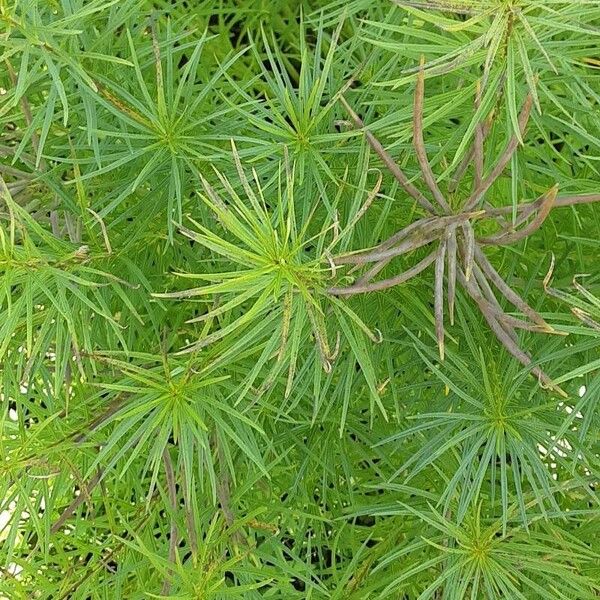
1,1,599,598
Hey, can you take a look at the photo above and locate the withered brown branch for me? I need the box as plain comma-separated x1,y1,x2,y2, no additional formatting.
461,268,547,333
434,237,448,359
161,447,179,596
446,224,457,324
465,92,534,211
459,267,556,389
331,63,600,392
479,185,557,245
328,252,437,296
51,469,104,534
414,61,451,213
473,80,485,191
472,246,550,330
390,0,476,14
335,212,480,266
338,95,437,215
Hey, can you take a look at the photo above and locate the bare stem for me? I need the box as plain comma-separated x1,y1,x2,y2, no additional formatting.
328,252,437,296
339,95,437,214
434,238,447,360
457,268,559,390
465,93,533,210
474,246,551,330
446,225,457,325
390,0,476,13
161,448,179,596
335,212,477,265
51,470,104,534
473,80,484,191
480,185,558,245
336,228,441,266
414,61,451,213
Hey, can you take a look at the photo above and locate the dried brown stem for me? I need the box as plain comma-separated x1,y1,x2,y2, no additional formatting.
480,185,557,246
447,118,493,194
336,212,478,266
414,61,451,213
459,240,518,345
570,308,600,332
352,217,438,264
457,268,557,388
473,246,551,330
72,398,125,444
0,164,34,179
552,194,600,208
482,193,600,218
465,93,533,210
339,170,384,240
51,469,104,534
435,238,447,360
464,269,550,334
446,225,457,325
337,228,441,266
182,463,199,559
161,448,179,596
339,95,437,214
215,436,237,534
462,221,475,281
473,80,484,191
390,0,476,13
471,262,508,318
328,252,437,296
353,257,394,287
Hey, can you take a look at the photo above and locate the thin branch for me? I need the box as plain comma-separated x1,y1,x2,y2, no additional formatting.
336,228,441,266
447,117,493,194
414,61,451,213
339,95,437,214
464,268,553,334
182,462,199,559
353,216,437,260
462,221,475,281
214,435,243,545
0,164,34,179
435,238,447,360
345,170,383,232
335,212,478,265
390,0,476,14
465,92,533,210
328,252,437,296
471,262,510,321
552,194,600,208
51,470,104,534
72,398,125,444
447,225,457,325
457,268,560,391
353,256,394,287
473,245,551,330
161,448,179,597
483,193,600,218
473,79,484,191
479,185,557,245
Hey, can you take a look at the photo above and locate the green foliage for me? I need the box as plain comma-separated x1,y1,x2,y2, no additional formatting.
1,0,599,598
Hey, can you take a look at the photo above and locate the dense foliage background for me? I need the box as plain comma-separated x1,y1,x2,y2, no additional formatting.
1,1,600,598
